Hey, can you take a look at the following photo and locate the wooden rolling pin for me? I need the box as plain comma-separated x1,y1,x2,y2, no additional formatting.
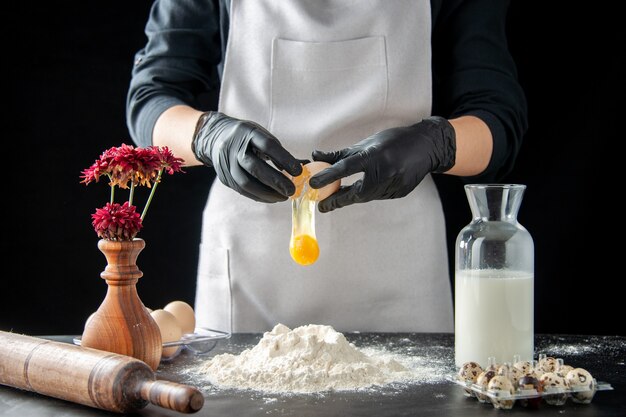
0,331,204,413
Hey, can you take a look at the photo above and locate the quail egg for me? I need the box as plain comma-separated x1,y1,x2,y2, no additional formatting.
487,375,516,409
475,370,496,403
556,364,574,377
457,361,483,396
514,360,533,375
539,372,569,406
498,364,523,386
517,374,543,408
566,368,596,404
538,356,558,373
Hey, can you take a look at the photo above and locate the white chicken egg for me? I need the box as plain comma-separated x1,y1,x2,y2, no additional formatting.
150,309,183,358
164,300,196,335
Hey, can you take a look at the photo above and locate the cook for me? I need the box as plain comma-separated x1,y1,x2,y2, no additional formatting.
126,0,527,333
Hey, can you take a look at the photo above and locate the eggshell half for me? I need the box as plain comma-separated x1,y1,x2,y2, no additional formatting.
289,161,340,201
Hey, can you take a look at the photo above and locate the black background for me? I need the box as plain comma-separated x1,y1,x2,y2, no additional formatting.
3,1,623,336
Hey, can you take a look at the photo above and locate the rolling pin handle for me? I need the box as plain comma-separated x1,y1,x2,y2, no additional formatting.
139,379,204,413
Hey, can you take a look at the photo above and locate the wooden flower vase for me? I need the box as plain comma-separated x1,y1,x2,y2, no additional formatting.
81,238,162,370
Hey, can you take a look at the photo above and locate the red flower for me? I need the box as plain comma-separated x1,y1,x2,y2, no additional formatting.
153,146,185,175
91,202,143,241
133,146,162,186
108,144,160,188
80,147,117,184
80,164,99,185
82,144,184,240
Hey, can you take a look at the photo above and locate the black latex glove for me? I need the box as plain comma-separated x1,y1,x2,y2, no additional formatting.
309,116,456,212
192,111,303,203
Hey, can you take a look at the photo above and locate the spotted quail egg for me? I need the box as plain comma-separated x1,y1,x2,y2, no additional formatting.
513,360,537,376
475,370,496,403
565,368,596,404
517,374,543,408
487,375,515,409
538,356,558,373
556,364,574,378
457,361,483,396
498,364,523,386
539,372,569,406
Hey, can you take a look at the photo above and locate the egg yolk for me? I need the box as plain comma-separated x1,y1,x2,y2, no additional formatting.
289,234,320,266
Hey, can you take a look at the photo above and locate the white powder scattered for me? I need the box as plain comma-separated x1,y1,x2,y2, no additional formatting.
540,343,596,356
198,323,425,393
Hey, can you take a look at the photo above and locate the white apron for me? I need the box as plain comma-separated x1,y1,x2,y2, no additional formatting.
195,0,453,333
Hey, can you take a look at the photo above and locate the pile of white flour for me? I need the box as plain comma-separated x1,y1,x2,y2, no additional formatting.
198,323,411,393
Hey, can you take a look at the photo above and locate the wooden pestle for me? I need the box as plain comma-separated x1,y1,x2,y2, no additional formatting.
0,331,204,414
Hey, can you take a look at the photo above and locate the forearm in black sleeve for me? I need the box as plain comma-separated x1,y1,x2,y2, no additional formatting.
126,0,221,147
432,0,528,181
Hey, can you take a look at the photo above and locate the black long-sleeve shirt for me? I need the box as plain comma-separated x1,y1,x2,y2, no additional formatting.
127,0,527,181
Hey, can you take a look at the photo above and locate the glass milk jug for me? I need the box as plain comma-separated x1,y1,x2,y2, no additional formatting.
455,184,534,368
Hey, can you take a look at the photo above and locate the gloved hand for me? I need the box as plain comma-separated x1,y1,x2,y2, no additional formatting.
309,116,456,212
192,111,303,203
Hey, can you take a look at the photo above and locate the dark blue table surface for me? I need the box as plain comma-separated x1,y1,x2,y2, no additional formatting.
1,333,624,417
